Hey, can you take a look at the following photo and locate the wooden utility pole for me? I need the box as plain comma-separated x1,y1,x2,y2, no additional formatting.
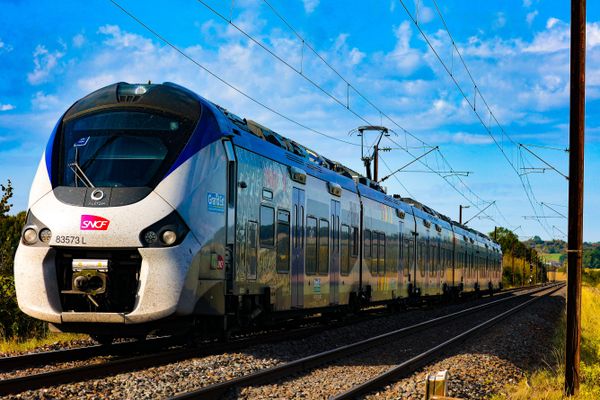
565,0,586,395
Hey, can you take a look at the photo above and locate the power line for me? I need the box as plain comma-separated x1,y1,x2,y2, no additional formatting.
108,0,360,148
399,0,555,238
256,0,510,226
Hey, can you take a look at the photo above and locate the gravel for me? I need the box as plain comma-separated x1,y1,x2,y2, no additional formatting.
4,287,563,399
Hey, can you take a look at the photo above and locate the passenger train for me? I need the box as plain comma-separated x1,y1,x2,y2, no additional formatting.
15,82,502,341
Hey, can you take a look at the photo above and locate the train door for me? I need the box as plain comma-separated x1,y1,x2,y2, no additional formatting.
291,188,305,308
329,199,341,305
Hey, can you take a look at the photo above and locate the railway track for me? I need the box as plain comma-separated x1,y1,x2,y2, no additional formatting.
169,283,563,399
0,284,550,397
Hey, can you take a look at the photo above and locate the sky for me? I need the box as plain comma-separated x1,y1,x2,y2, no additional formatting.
0,0,599,241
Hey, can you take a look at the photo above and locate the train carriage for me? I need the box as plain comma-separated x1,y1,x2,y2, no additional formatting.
14,82,502,339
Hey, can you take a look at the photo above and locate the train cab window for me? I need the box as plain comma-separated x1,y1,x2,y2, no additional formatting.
246,221,258,280
351,227,359,257
364,229,372,259
260,205,275,247
276,210,290,273
341,224,350,275
306,217,318,275
318,219,329,275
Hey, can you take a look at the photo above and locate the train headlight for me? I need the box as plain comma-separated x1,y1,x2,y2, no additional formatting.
23,228,38,245
39,228,52,243
139,211,189,248
161,230,177,246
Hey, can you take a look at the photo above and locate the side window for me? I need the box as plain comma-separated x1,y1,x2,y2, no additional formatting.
419,241,425,277
246,221,258,280
306,217,318,275
318,219,329,275
364,229,372,259
351,227,359,257
341,224,350,275
260,205,275,247
378,232,386,275
276,210,290,273
404,237,411,276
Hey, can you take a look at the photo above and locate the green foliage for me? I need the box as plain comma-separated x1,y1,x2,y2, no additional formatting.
0,275,47,340
0,211,26,275
0,179,13,217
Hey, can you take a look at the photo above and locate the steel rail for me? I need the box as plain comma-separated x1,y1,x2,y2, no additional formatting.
332,283,565,399
170,283,561,399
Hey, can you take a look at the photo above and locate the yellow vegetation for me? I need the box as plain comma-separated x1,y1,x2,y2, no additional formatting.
494,270,600,399
0,332,87,355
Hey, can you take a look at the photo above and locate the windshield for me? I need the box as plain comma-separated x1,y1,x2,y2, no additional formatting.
57,111,194,188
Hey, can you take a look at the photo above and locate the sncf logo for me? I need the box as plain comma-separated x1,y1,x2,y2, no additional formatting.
80,215,110,231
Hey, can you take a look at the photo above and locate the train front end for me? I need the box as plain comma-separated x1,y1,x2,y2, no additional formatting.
14,82,226,337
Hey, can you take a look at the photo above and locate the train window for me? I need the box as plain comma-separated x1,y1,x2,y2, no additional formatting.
378,233,386,275
419,241,425,277
318,219,329,275
246,221,258,280
276,210,290,273
306,217,318,275
260,205,275,247
364,229,372,259
341,224,350,275
351,227,359,257
430,242,436,277
403,237,411,276
262,188,273,201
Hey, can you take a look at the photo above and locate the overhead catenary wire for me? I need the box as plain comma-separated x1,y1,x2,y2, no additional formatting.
112,0,508,232
108,0,360,148
399,0,555,238
256,0,511,227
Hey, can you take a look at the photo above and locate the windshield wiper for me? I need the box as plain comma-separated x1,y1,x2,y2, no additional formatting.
69,161,95,188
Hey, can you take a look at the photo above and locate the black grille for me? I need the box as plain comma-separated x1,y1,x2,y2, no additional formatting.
56,248,141,313
118,95,141,103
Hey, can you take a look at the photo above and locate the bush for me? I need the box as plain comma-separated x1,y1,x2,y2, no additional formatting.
0,275,47,340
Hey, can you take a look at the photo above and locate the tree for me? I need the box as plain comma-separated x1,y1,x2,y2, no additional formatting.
0,180,25,275
0,179,13,217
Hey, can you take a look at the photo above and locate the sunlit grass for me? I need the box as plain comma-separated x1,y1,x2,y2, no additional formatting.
493,272,600,399
0,332,88,355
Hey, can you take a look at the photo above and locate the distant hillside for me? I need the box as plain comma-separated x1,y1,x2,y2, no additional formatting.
522,236,600,268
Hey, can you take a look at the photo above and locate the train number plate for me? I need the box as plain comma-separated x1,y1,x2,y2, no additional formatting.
55,235,87,245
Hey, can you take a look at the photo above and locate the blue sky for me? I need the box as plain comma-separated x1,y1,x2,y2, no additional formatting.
1,0,599,241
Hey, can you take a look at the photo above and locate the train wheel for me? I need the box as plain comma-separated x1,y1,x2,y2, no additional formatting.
91,334,114,346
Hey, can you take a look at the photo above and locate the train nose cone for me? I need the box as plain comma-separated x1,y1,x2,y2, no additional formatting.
74,275,89,291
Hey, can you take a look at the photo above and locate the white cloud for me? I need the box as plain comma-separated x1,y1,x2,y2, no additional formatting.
27,45,65,85
0,39,12,53
0,104,15,111
302,0,319,14
385,21,422,74
526,10,538,26
523,0,533,7
72,33,86,48
31,91,61,111
451,132,494,145
417,6,434,24
494,12,507,29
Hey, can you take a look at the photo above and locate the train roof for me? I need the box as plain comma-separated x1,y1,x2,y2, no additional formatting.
73,82,498,248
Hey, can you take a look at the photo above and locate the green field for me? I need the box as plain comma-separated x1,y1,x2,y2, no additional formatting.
541,253,563,263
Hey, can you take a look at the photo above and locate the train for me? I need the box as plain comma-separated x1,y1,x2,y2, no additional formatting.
14,82,502,342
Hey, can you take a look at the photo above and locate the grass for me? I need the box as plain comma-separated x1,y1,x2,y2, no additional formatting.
0,332,88,355
542,253,564,263
492,270,600,399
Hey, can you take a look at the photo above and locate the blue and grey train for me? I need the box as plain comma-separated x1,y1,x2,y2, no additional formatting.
15,82,502,340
